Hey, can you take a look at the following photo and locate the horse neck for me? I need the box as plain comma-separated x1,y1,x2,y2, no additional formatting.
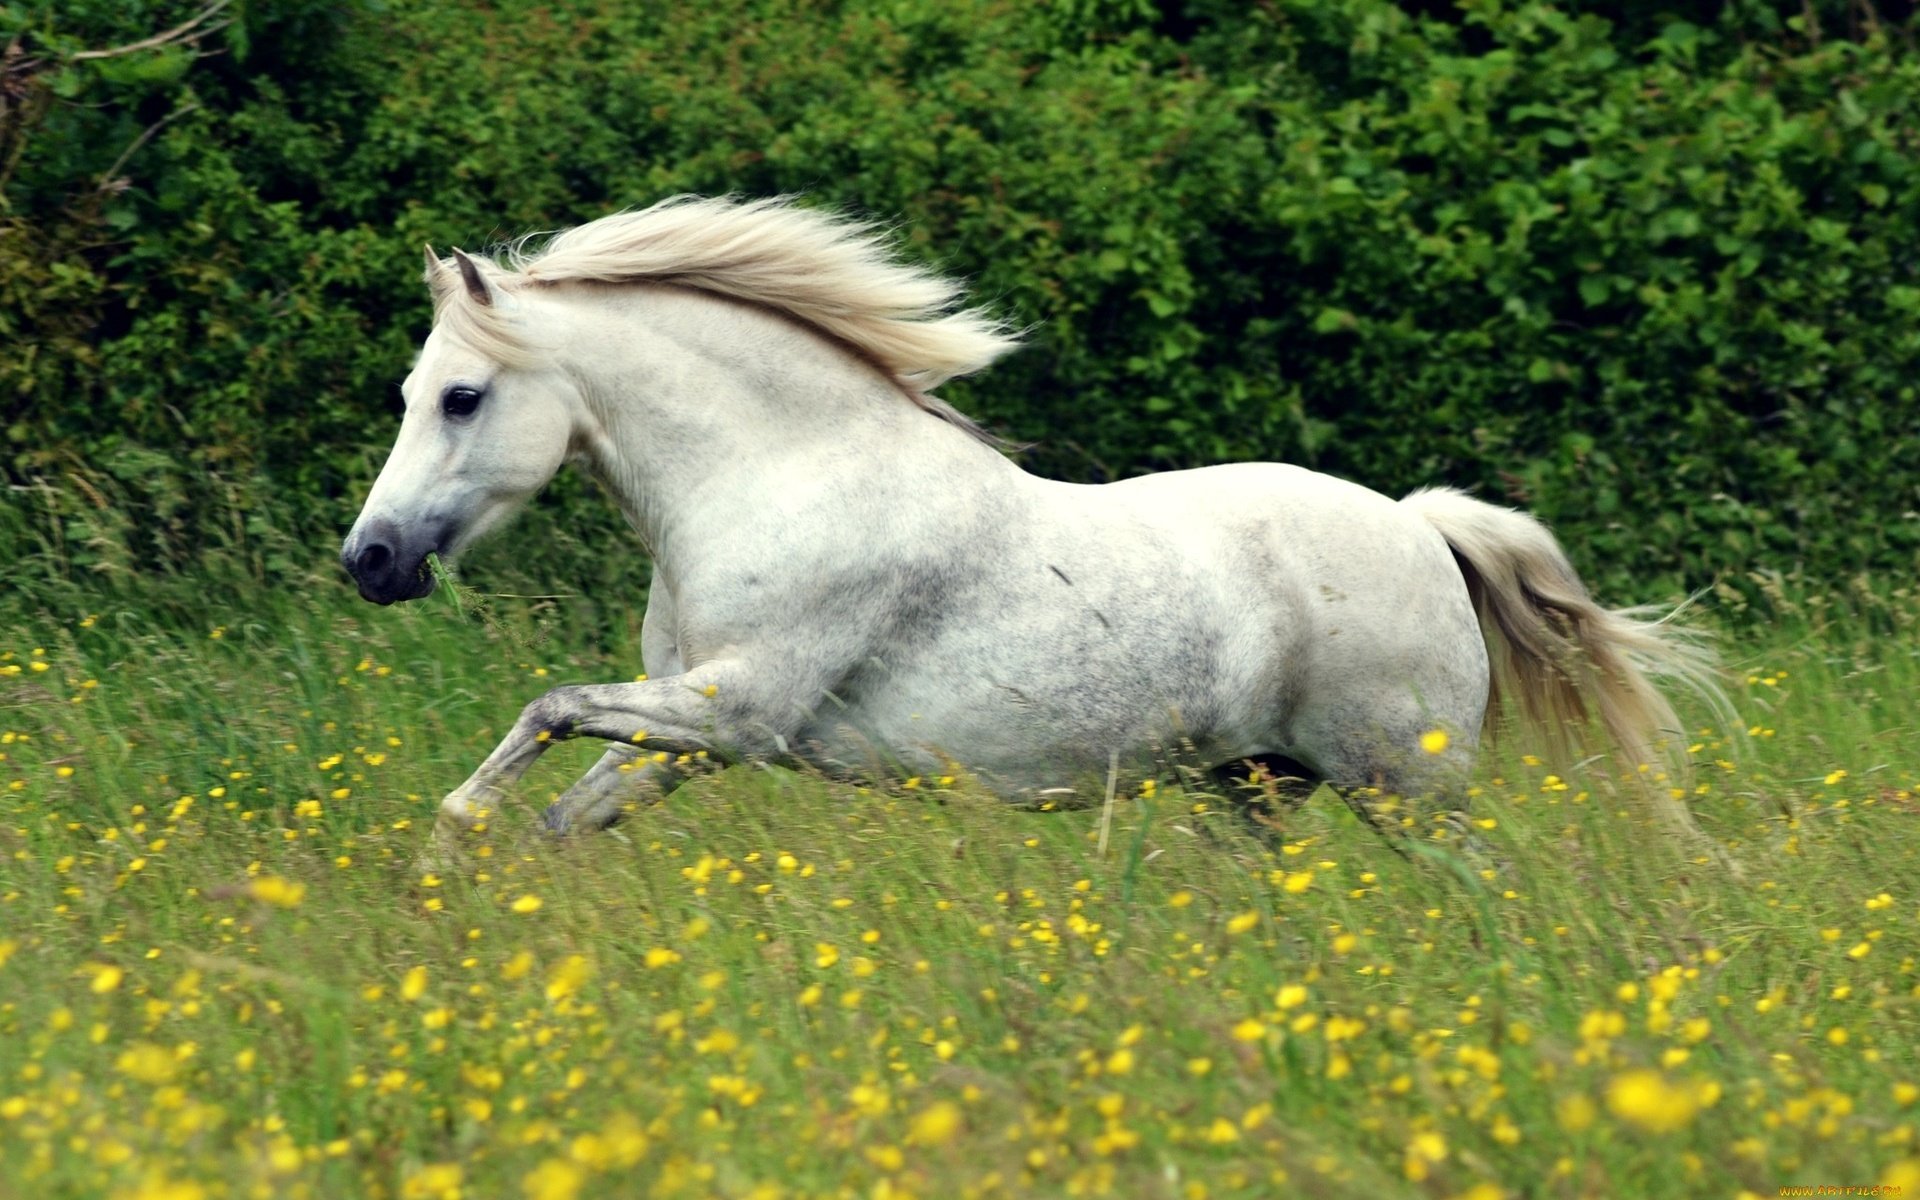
560,283,1005,563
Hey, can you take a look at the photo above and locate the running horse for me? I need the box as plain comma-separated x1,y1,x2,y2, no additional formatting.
341,196,1720,845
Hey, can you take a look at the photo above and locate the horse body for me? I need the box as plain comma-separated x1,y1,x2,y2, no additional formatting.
794,462,1489,792
341,197,1714,840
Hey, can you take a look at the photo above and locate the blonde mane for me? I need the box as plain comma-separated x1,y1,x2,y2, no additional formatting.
425,196,1022,439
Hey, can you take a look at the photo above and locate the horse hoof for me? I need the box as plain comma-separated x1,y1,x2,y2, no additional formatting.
541,803,573,835
414,820,471,875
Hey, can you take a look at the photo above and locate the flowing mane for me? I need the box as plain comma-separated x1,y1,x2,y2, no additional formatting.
426,196,1022,440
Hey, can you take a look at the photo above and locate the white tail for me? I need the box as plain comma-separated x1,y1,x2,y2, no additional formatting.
1401,487,1729,773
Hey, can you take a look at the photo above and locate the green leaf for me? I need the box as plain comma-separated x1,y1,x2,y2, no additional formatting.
1312,308,1357,334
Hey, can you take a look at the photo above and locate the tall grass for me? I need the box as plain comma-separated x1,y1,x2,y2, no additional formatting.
0,547,1916,1199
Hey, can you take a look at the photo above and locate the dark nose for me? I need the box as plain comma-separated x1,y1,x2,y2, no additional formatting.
354,540,393,579
342,518,432,605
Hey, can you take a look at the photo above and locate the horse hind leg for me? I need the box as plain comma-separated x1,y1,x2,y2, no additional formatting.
1293,705,1482,845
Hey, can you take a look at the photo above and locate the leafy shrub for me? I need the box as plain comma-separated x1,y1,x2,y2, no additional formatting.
3,0,1917,609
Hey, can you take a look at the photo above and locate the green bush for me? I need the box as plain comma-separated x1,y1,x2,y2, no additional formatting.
4,0,1917,608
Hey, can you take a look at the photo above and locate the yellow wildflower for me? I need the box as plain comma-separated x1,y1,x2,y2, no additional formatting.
523,1158,584,1200
906,1100,963,1146
1606,1069,1698,1134
249,876,305,908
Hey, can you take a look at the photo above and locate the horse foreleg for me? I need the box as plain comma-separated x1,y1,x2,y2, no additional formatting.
541,745,686,834
435,666,771,837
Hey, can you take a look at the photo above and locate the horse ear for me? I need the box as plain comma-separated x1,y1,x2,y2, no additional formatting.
423,244,453,299
448,248,494,308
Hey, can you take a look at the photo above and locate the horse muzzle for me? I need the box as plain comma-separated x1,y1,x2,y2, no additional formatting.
341,517,442,605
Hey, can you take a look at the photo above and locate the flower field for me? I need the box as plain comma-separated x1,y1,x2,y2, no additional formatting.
1,582,1916,1199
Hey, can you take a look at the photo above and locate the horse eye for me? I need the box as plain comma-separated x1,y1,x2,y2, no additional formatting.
442,386,483,420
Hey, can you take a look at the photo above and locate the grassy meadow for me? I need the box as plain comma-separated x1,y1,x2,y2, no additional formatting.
1,566,1917,1200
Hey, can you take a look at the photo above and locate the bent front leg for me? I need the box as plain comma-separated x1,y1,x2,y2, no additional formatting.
541,744,687,834
437,664,786,832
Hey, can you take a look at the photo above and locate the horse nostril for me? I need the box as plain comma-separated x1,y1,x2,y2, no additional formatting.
356,542,393,577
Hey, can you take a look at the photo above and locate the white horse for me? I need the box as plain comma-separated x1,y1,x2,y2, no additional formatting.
342,196,1719,843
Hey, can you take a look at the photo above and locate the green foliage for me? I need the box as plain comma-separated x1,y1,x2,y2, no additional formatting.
4,0,1920,604
1227,2,1920,598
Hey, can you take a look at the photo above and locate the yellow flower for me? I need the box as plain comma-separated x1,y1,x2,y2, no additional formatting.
1231,1018,1267,1042
545,956,591,1002
1882,1161,1920,1194
249,876,306,908
1226,911,1260,935
403,1163,464,1200
401,965,428,1002
1419,729,1450,755
848,1083,890,1116
906,1100,962,1146
1282,871,1314,894
511,895,543,914
1404,1131,1447,1181
523,1158,584,1200
114,1041,177,1085
1489,1115,1521,1147
1606,1069,1698,1134
90,964,124,994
